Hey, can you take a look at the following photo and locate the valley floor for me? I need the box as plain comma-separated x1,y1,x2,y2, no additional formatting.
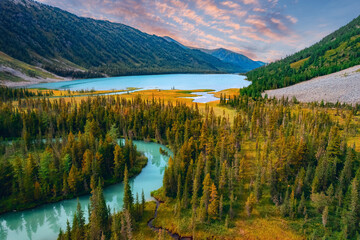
264,65,360,105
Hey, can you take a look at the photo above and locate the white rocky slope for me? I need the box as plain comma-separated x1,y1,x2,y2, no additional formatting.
264,65,360,105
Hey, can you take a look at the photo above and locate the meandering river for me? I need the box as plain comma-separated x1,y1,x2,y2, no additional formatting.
30,74,250,103
0,140,172,240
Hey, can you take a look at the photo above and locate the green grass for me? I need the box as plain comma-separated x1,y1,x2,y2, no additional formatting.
324,42,348,59
133,201,159,239
0,71,26,82
0,51,58,79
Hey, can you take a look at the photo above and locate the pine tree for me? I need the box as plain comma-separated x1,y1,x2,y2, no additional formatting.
110,213,119,240
245,193,256,217
135,192,140,220
219,161,227,193
89,182,109,240
125,209,133,240
229,190,234,219
141,189,145,216
298,192,305,216
67,165,80,193
322,206,329,227
208,183,219,220
219,194,223,219
120,213,126,239
74,199,85,239
254,167,262,201
123,166,133,213
62,173,69,196
225,214,229,228
113,144,125,180
66,219,71,240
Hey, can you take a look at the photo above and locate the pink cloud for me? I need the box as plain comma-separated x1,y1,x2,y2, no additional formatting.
253,7,265,12
229,35,250,43
286,15,298,24
221,1,241,9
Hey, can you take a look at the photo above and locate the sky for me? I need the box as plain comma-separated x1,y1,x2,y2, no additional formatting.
36,0,360,62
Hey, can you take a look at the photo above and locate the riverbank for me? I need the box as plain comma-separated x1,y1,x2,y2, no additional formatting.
0,154,148,215
147,196,192,240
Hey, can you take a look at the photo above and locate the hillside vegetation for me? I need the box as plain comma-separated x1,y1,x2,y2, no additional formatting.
200,48,266,72
0,51,58,82
0,0,241,79
242,15,360,97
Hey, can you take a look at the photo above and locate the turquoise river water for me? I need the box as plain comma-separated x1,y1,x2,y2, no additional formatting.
0,140,172,240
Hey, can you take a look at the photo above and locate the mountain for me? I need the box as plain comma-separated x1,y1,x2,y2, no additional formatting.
199,48,265,72
162,36,264,72
0,0,243,79
255,61,266,66
163,36,189,49
241,15,360,97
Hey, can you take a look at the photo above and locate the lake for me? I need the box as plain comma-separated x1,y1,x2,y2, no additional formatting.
30,74,250,103
0,140,172,240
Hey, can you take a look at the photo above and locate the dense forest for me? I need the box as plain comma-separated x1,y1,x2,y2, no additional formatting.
0,86,360,239
241,15,360,97
0,0,245,79
0,92,203,214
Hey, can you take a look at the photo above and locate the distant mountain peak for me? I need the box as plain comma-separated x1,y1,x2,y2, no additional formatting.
198,48,265,72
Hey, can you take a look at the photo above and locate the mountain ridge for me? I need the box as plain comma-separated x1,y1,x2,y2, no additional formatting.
162,36,265,72
198,47,266,72
0,0,246,80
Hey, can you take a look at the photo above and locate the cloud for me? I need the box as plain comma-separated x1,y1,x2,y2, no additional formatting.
242,0,259,5
286,15,298,24
253,7,265,12
229,35,250,43
221,1,241,9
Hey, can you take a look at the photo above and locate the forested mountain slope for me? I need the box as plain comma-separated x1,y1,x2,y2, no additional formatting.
163,36,265,72
0,0,241,79
200,48,266,72
242,15,360,97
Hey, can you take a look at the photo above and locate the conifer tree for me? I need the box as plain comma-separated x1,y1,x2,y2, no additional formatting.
125,209,133,240
123,166,133,213
219,194,223,219
245,193,256,217
208,183,219,220
113,144,125,180
141,189,145,216
322,206,329,227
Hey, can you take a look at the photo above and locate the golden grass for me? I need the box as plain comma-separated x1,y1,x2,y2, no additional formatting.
234,218,304,240
37,88,238,124
27,88,137,97
290,57,310,69
210,88,240,98
151,191,304,240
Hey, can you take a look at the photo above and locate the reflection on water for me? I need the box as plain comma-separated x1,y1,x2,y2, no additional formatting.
0,140,171,240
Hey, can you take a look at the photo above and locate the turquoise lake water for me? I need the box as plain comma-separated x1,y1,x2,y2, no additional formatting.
30,74,250,103
0,140,172,240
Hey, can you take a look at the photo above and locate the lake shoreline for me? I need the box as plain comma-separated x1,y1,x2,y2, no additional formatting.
2,71,244,88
